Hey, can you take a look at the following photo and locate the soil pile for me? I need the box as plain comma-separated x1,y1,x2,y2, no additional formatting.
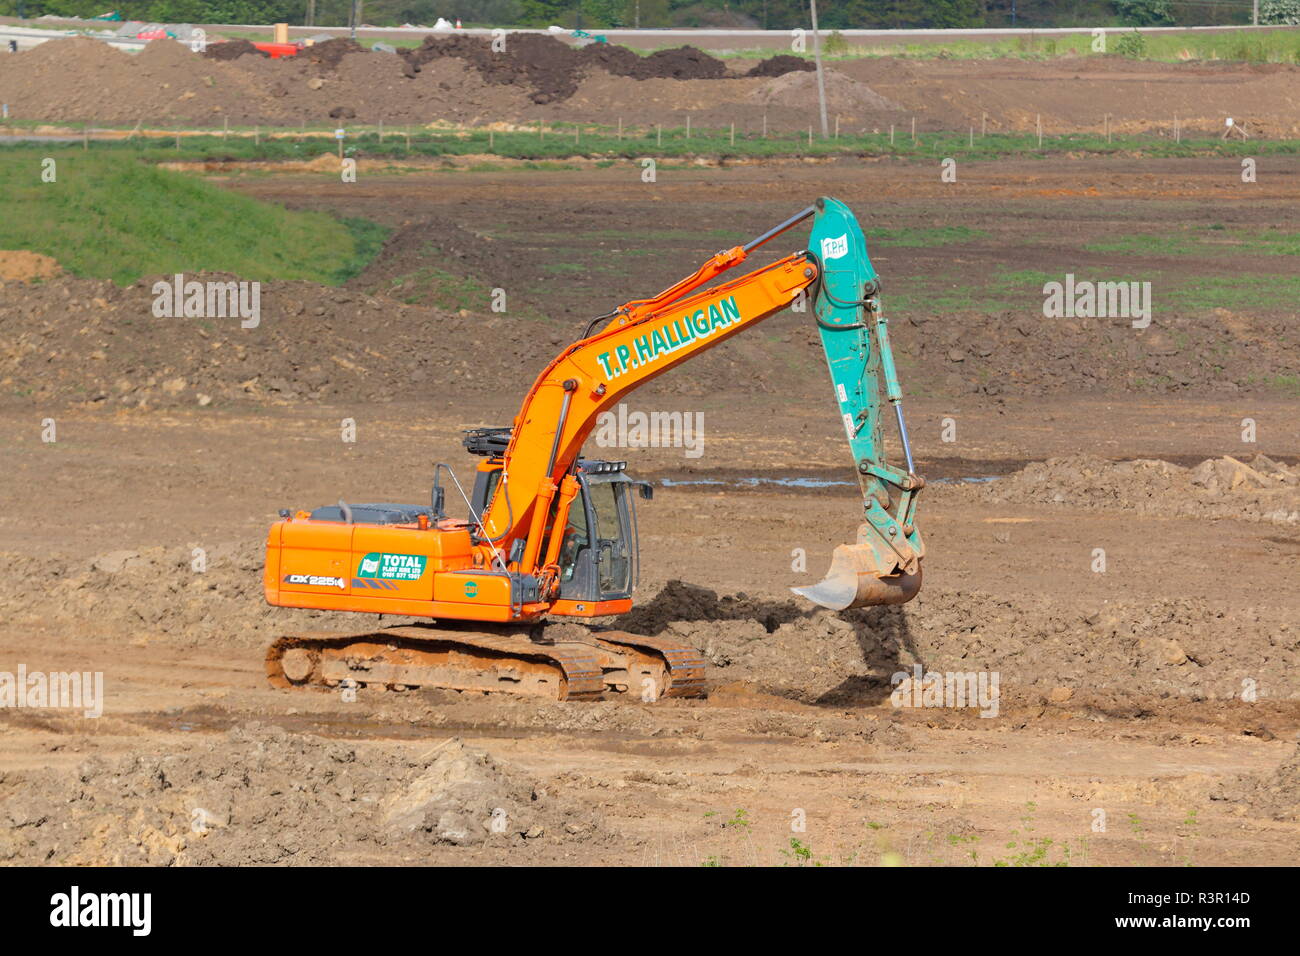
299,37,366,72
1214,745,1300,821
201,39,267,62
749,67,902,113
0,36,816,123
747,54,816,78
963,454,1300,524
0,726,605,864
0,250,61,282
619,579,1300,703
0,540,367,647
0,270,573,410
398,34,788,104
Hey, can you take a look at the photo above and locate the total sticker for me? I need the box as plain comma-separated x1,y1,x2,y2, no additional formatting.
357,552,427,581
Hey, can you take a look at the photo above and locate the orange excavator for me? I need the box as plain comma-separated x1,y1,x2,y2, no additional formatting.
263,198,925,701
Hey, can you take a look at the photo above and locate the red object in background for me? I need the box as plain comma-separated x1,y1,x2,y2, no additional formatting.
252,42,299,58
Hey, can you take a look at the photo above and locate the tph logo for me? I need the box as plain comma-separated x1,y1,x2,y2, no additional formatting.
820,234,848,260
50,886,151,936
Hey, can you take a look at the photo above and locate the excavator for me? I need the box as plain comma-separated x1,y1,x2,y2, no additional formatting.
263,198,924,701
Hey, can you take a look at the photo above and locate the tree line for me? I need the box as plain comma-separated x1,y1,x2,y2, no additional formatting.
0,0,1266,30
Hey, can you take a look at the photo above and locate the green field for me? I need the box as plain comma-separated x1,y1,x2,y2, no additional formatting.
719,28,1300,65
0,151,387,285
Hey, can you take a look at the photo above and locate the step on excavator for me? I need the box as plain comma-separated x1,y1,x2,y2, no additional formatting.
263,198,925,702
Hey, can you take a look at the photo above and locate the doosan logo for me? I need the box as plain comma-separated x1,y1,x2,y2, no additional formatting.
49,886,151,936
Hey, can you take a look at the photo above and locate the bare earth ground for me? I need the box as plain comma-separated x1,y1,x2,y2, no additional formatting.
0,157,1297,866
2,38,1299,136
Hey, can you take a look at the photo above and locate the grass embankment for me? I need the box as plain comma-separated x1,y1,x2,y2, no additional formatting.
0,151,387,285
719,28,1300,64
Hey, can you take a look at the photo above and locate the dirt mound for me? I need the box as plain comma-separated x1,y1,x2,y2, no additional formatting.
1213,744,1300,821
0,268,573,410
201,39,268,62
398,35,748,105
0,726,605,864
750,68,903,115
747,55,816,78
633,45,729,81
961,454,1300,524
615,578,1300,704
401,33,577,104
0,250,61,282
0,540,368,647
301,37,367,73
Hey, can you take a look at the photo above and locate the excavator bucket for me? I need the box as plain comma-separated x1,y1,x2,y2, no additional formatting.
793,523,922,611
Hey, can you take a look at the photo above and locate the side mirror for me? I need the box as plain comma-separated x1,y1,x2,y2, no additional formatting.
638,482,654,501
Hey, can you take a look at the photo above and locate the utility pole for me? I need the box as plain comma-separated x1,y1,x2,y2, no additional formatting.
1253,0,1260,26
809,0,830,139
306,0,315,28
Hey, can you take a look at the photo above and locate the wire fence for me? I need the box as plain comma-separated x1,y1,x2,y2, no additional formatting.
0,114,1292,160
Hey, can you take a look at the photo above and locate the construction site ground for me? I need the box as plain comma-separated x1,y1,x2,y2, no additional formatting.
3,35,1300,136
1,156,1297,866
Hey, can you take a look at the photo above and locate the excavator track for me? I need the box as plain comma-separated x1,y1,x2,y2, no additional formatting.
265,623,707,702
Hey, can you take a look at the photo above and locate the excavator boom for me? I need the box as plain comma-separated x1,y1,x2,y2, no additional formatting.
479,197,923,611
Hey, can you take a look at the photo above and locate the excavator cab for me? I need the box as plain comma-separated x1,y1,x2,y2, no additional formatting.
556,462,643,605
468,457,648,613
